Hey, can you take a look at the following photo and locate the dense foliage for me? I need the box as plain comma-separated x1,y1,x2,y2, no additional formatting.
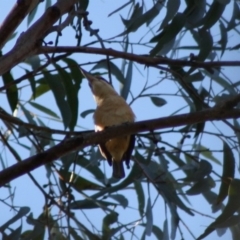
0,0,240,239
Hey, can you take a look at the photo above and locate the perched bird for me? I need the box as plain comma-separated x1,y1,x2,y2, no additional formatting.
80,68,135,179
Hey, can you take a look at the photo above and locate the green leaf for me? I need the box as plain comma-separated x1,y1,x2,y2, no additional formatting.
219,21,227,57
20,104,37,125
184,0,206,28
159,0,180,29
191,28,213,61
102,212,118,238
29,102,60,119
216,141,235,204
0,207,30,231
108,194,128,208
152,225,164,239
120,60,132,100
25,55,41,70
183,159,213,182
70,199,115,210
196,145,221,164
157,180,194,216
134,180,145,217
120,1,163,34
2,71,18,112
227,1,240,30
186,176,215,195
45,0,51,9
197,179,240,239
80,109,95,118
57,169,103,192
163,219,169,239
150,13,186,56
27,5,38,26
25,70,36,99
185,71,204,83
55,63,79,130
202,70,237,95
7,225,22,240
150,96,167,107
145,197,153,236
27,212,47,240
62,58,82,90
108,1,132,17
92,60,125,84
75,156,105,183
43,71,71,129
30,81,50,100
201,0,228,29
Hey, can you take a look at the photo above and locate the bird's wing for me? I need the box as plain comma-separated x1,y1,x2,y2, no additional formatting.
123,134,135,168
98,142,112,166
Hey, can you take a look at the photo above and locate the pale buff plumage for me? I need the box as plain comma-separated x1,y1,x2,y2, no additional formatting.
81,68,135,178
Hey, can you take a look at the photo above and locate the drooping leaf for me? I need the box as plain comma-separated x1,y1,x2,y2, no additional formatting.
92,60,125,84
216,141,235,204
80,109,95,118
30,80,50,100
197,179,240,239
70,199,115,210
27,5,38,26
25,55,41,70
75,156,105,183
227,1,240,30
102,212,118,239
145,197,153,236
152,225,164,239
57,168,103,192
45,0,51,9
25,70,36,98
150,13,186,56
114,1,163,38
29,101,60,119
191,28,213,61
219,21,227,57
2,71,18,112
62,58,82,90
201,0,229,29
159,0,180,29
108,1,132,17
134,180,145,217
20,104,37,125
55,63,79,130
150,96,167,107
43,71,71,129
183,159,213,182
108,194,128,208
184,0,206,28
120,60,132,100
163,219,169,240
186,176,215,195
0,207,30,231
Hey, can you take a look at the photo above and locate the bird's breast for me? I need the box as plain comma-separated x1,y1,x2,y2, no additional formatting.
94,96,135,129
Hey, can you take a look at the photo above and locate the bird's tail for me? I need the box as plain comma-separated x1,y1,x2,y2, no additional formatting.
112,161,125,179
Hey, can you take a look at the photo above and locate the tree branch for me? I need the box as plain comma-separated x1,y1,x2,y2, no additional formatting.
0,0,39,49
0,0,77,76
0,106,239,187
37,46,240,68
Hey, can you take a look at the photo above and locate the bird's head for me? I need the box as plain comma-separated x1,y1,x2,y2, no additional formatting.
80,68,118,103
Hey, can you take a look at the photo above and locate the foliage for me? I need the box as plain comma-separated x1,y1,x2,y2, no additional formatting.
0,0,240,239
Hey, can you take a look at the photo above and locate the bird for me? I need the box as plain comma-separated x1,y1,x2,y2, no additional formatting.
80,68,135,179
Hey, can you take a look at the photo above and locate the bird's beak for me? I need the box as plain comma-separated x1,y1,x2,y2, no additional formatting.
80,67,95,84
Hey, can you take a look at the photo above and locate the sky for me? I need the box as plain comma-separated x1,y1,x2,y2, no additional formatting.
0,0,239,239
